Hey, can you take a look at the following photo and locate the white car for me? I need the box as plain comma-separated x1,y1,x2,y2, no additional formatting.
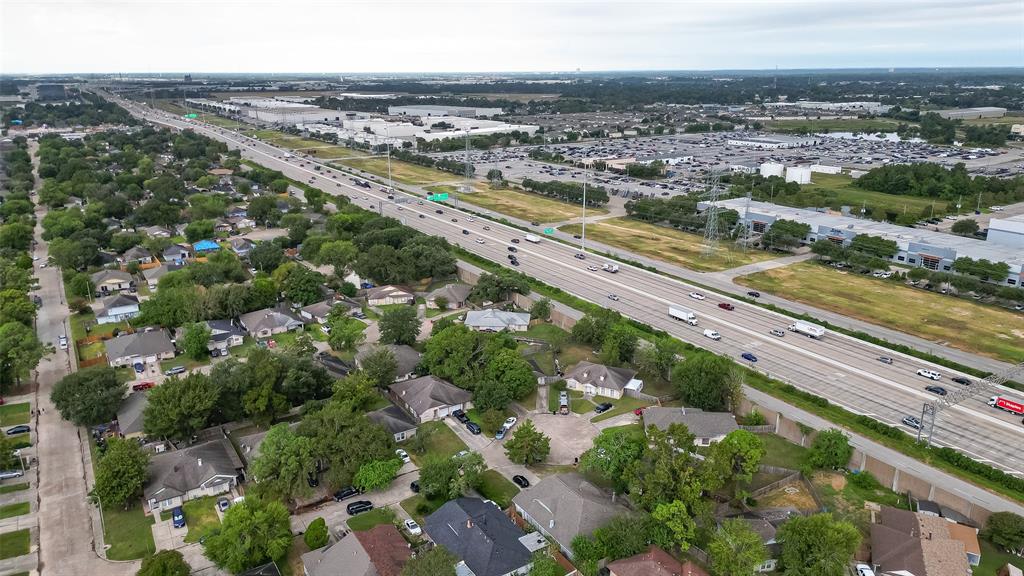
395,449,410,464
404,519,422,536
855,564,876,576
58,335,68,350
608,294,620,301
587,265,599,271
916,369,941,381
688,292,705,301
475,238,485,244
503,417,518,429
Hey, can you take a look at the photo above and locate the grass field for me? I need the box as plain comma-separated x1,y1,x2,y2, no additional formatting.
460,188,607,223
764,118,905,133
961,114,1024,126
784,173,949,216
401,494,445,525
0,403,30,426
0,502,29,520
0,529,29,560
346,507,395,531
341,157,458,185
758,434,809,470
182,496,222,543
0,483,29,495
201,115,250,130
409,421,467,466
478,470,520,508
590,396,647,423
560,217,779,272
104,505,156,560
306,146,369,160
736,261,1024,363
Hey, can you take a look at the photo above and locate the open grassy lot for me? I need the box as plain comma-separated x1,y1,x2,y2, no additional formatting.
736,261,1024,363
478,470,520,508
0,502,30,520
201,115,250,130
182,496,222,543
757,433,809,470
104,505,156,560
961,113,1024,126
0,529,29,560
0,402,30,426
788,173,949,216
763,118,905,133
462,188,607,223
346,507,395,531
341,157,457,185
306,146,369,160
561,217,778,273
408,421,467,466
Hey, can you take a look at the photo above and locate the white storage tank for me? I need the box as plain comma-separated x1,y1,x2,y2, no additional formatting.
785,166,812,184
759,162,785,178
810,164,842,175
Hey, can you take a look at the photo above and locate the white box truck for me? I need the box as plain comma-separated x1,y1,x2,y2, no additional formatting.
788,322,825,339
668,305,698,326
525,234,541,243
602,263,620,273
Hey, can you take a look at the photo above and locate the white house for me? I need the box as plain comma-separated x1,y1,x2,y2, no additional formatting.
563,361,643,400
93,294,140,325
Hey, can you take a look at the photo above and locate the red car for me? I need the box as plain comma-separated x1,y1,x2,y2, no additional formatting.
132,382,155,392
718,302,735,311
633,407,647,416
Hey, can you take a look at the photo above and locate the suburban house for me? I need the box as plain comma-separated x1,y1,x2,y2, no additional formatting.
355,344,421,382
870,506,977,574
175,320,245,356
115,392,148,439
142,263,181,290
93,293,141,325
299,300,340,325
301,524,411,576
607,546,709,576
727,516,781,572
230,237,254,257
512,473,630,560
463,309,531,332
163,244,193,265
239,307,304,339
91,269,135,295
641,407,739,446
367,403,418,443
104,330,176,368
226,215,256,230
144,438,245,513
193,239,221,254
425,498,534,576
140,225,172,238
120,246,153,265
563,361,643,399
388,375,472,422
314,351,353,379
365,285,414,306
426,283,473,309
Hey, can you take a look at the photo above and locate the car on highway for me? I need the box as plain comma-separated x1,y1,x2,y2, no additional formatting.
475,238,485,244
718,302,735,311
512,475,530,488
587,265,599,271
451,218,458,222
483,226,490,231
466,421,482,435
508,246,517,252
462,229,470,235
951,377,971,386
132,382,155,392
925,385,948,396
574,253,586,260
770,329,785,337
510,258,519,266
435,209,444,214
916,369,941,380
703,329,721,340
404,519,422,536
746,291,761,298
172,506,186,529
608,294,620,301
510,238,520,244
594,402,613,414
877,356,894,364
418,214,425,218
346,500,373,515
395,448,410,463
333,486,360,501
5,425,30,436
688,292,705,300
741,352,758,362
902,416,922,430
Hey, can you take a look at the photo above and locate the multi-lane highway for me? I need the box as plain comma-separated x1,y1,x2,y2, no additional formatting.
106,95,1024,488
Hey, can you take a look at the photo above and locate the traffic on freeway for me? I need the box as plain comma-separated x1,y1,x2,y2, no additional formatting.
110,94,1024,480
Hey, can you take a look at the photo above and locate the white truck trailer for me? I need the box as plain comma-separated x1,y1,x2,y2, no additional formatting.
668,305,698,326
788,321,825,339
524,234,541,243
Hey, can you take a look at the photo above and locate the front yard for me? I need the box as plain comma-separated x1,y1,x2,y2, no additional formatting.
102,504,156,560
590,396,648,423
0,529,29,560
408,421,467,466
477,470,520,508
182,496,222,543
0,502,30,520
346,507,395,531
0,402,30,426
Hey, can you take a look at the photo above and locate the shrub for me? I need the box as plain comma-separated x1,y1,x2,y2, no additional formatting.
304,517,328,550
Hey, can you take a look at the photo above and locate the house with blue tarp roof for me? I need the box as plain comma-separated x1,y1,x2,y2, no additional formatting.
193,239,221,253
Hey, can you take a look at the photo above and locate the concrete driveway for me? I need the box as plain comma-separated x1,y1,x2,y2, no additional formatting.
151,516,187,551
527,413,600,465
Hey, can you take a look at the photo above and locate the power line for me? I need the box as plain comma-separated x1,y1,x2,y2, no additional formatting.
701,170,724,257
917,361,1024,445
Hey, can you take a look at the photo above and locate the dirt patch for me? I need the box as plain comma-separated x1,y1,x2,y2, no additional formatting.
755,481,818,512
821,471,847,491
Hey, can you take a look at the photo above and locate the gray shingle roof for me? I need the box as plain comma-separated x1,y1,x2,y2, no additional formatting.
464,309,530,330
116,392,148,436
239,307,304,334
143,438,244,501
564,361,638,392
301,533,371,576
94,293,139,317
122,246,152,261
511,473,629,552
388,375,471,416
356,344,421,377
366,404,418,436
424,498,531,576
90,269,133,285
104,330,174,362
427,283,472,304
642,407,738,438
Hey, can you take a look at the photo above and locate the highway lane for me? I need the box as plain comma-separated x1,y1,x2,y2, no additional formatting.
111,97,1024,478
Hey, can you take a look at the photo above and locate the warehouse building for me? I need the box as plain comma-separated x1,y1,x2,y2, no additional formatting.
987,214,1024,249
388,104,503,118
935,107,1007,120
245,106,350,124
703,199,1024,288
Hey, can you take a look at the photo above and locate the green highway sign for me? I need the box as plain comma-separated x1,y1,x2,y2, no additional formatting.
543,228,555,235
184,113,198,119
427,193,449,201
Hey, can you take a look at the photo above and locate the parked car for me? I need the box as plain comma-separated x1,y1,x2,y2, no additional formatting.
0,470,24,480
495,427,507,440
856,564,876,576
172,507,186,529
409,481,420,494
58,335,68,350
916,369,941,381
594,402,613,414
633,407,647,416
5,425,30,436
216,497,231,512
395,448,410,464
740,352,758,363
503,417,518,429
465,421,482,435
404,519,422,536
717,302,735,311
451,409,470,424
902,416,922,429
334,486,360,501
132,382,155,392
512,475,530,488
164,366,186,376
346,501,373,515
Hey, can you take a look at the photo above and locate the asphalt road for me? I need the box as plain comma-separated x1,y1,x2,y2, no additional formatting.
106,96,1024,507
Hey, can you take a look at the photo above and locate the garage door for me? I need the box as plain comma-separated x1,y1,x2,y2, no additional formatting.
435,406,450,419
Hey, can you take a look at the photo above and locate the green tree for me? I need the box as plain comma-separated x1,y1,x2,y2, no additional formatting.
184,219,215,243
248,241,284,273
142,373,219,441
580,427,645,490
624,424,703,513
485,348,536,399
181,322,211,360
203,498,292,574
486,169,504,183
529,298,551,321
136,549,191,576
504,420,550,465
776,513,861,576
806,429,853,470
0,435,19,470
671,352,737,411
93,438,150,508
282,265,325,306
297,401,396,488
0,290,35,326
250,423,316,502
51,365,126,426
571,534,605,576
652,500,696,551
359,346,397,387
981,512,1024,554
353,458,403,492
328,316,366,352
400,545,458,576
762,219,811,250
474,379,513,412
419,452,486,500
598,323,638,366
702,430,766,492
67,273,94,299
0,321,45,391
707,518,769,576
469,270,531,302
951,218,980,236
316,240,358,276
528,551,561,576
304,517,329,550
378,306,420,345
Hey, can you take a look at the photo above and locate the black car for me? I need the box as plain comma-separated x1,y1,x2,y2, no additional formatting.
5,425,30,436
530,221,539,226
512,475,530,488
462,229,470,235
510,239,520,244
410,481,420,493
746,291,761,298
307,472,319,488
925,385,948,396
435,209,444,214
333,486,360,501
510,259,519,266
574,253,586,260
418,214,425,219
507,246,517,252
594,402,613,414
452,409,470,424
466,421,482,435
951,377,972,386
346,500,373,515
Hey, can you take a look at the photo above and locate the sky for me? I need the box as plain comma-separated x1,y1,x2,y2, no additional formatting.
2,0,1022,74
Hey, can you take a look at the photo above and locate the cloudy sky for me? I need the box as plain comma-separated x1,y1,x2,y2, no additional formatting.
2,0,1021,74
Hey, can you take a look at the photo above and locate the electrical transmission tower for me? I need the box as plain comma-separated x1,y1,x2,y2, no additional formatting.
917,361,1024,445
701,170,725,257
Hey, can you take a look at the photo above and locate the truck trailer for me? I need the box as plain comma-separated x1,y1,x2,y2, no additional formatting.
668,305,698,326
788,322,825,339
989,396,1024,416
524,234,541,243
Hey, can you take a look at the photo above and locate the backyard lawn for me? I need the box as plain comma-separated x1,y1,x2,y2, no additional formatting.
346,507,395,531
736,261,1024,363
757,434,809,470
104,505,156,560
0,402,30,426
182,496,222,543
560,218,778,272
341,157,457,185
0,529,29,560
477,470,520,508
408,421,467,466
977,539,1024,573
0,502,30,520
460,188,607,223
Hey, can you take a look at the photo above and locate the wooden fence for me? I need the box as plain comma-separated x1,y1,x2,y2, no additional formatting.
739,424,776,433
750,470,803,499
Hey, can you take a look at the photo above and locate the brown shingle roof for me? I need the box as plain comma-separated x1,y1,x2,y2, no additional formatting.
607,546,708,576
354,524,412,576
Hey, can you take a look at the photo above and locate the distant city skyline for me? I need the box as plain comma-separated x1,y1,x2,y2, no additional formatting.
2,0,1021,74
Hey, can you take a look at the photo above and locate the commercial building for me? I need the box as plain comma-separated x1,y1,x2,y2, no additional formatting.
935,107,1007,120
728,135,820,149
986,214,1024,249
388,104,503,118
705,198,1024,288
759,162,785,178
185,98,240,114
784,166,812,184
245,106,346,125
764,101,890,114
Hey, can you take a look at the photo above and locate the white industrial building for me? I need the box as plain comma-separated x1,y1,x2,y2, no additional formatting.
246,107,367,125
935,107,1007,120
417,123,539,142
388,104,503,118
810,164,843,175
763,101,891,114
728,135,820,149
987,215,1024,249
298,123,403,148
228,97,313,109
785,166,812,184
759,162,785,177
185,98,240,114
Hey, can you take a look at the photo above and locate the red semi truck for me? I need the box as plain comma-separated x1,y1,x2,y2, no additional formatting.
988,395,1024,416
